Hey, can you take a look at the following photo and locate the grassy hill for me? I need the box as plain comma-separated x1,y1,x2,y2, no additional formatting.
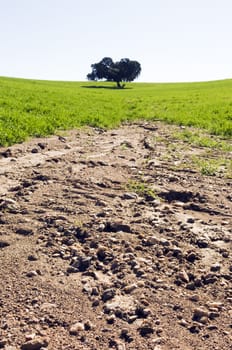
0,77,232,146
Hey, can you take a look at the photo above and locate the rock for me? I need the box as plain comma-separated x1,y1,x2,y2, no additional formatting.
105,221,131,233
69,322,85,335
70,255,92,272
84,320,93,330
138,322,154,337
106,315,116,324
16,227,34,236
0,148,12,158
21,337,48,350
207,302,223,310
135,304,151,318
187,217,195,223
122,192,138,200
123,283,137,294
0,198,18,212
197,238,208,248
26,270,38,278
144,236,159,246
186,251,197,263
120,328,133,342
210,263,221,272
192,308,209,322
178,269,190,283
189,324,200,333
0,338,7,347
0,240,10,248
28,254,38,261
102,288,116,302
37,142,47,150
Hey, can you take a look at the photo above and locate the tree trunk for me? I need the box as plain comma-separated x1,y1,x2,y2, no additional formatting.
116,81,125,89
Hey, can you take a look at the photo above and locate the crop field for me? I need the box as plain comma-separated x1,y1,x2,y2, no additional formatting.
0,76,232,146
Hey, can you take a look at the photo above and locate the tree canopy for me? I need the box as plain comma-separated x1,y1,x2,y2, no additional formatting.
87,57,141,88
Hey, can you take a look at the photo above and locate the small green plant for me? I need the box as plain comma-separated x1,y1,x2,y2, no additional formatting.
200,163,218,176
126,179,157,200
172,130,232,151
191,155,231,177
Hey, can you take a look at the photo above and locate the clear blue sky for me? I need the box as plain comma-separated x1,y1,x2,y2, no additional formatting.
1,0,231,82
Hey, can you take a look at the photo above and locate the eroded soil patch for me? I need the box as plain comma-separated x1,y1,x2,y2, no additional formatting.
0,122,231,350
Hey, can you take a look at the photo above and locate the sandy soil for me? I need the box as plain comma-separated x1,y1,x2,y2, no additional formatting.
0,122,231,350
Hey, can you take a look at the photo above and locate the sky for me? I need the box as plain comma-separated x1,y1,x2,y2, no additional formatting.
0,0,232,83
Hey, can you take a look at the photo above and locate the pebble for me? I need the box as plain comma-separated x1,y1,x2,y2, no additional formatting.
21,337,48,350
26,270,38,278
28,254,39,261
178,269,190,283
122,192,138,199
197,238,208,248
123,283,137,294
69,322,85,335
0,240,10,248
186,251,197,263
138,322,154,337
210,263,221,272
16,227,34,236
102,288,116,302
192,308,209,322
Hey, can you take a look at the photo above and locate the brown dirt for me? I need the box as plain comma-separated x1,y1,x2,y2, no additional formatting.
0,122,231,350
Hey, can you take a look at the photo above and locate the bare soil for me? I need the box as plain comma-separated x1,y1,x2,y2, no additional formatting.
0,122,231,350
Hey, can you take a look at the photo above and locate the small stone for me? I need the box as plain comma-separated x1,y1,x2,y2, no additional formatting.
122,192,138,200
16,227,34,236
186,251,197,263
136,303,151,318
37,142,47,149
145,236,159,246
26,270,38,278
106,315,116,324
21,337,48,350
187,217,195,223
69,322,85,335
207,302,223,310
189,324,200,333
192,308,209,322
189,294,200,302
0,240,10,248
92,299,100,307
84,320,93,330
138,322,154,337
123,283,137,294
28,254,38,261
0,339,7,347
178,319,188,327
105,221,131,233
178,269,189,283
222,251,229,258
197,238,208,248
102,288,116,302
210,263,221,272
70,255,92,272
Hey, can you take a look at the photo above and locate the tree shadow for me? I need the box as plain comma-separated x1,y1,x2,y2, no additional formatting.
81,85,132,90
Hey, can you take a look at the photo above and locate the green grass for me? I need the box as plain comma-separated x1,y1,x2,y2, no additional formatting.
0,77,232,146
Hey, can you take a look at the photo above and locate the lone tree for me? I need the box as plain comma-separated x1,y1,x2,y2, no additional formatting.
87,57,141,88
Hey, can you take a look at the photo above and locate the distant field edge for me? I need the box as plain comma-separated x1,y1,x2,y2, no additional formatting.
0,76,231,147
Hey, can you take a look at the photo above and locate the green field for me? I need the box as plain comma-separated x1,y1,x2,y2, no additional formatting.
0,76,232,146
